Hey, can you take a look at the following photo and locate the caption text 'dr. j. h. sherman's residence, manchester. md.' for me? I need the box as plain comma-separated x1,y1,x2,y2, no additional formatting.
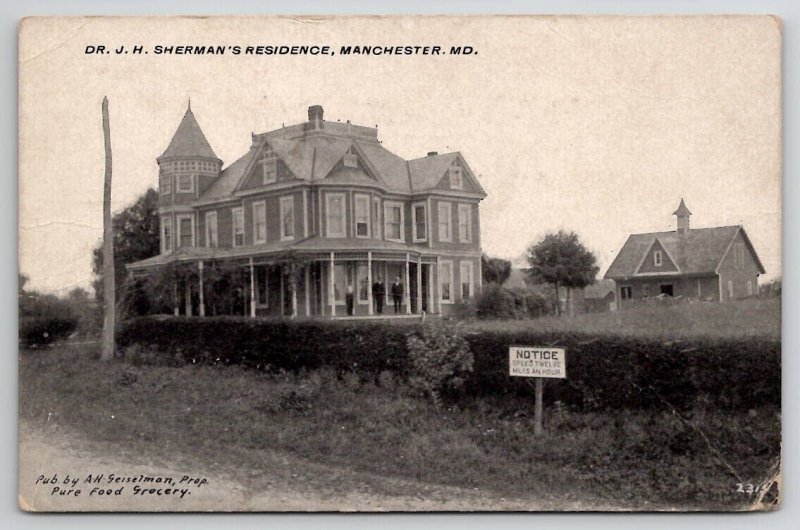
126,104,486,318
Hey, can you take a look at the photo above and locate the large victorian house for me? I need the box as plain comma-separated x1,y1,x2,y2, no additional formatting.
127,104,486,318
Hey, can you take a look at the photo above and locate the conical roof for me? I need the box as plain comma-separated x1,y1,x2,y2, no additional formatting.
159,103,218,161
672,198,692,216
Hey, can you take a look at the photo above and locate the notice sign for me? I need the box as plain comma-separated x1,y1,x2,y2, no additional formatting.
509,346,567,379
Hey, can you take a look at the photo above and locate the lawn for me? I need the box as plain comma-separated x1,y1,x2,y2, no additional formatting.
19,342,781,510
471,297,781,340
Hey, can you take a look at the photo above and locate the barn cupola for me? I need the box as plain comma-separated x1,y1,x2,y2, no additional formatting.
673,198,692,235
157,101,222,204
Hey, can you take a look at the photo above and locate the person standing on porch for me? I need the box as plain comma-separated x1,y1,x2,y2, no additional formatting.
345,282,355,316
372,278,385,314
391,276,403,314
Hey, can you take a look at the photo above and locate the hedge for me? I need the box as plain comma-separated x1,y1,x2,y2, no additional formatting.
118,316,781,411
19,316,77,347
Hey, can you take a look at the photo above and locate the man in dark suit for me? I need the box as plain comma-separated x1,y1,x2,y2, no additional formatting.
391,276,403,314
372,278,385,314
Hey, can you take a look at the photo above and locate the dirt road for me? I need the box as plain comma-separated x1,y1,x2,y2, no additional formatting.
19,420,598,512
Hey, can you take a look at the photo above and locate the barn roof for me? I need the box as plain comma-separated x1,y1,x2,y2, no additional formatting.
604,225,765,279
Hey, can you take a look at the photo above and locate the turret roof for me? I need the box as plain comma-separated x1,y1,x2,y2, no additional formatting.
159,103,219,161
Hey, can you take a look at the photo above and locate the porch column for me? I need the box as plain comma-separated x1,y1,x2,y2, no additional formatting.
184,280,192,316
329,252,336,316
173,279,179,316
249,258,256,318
291,276,298,319
304,266,311,317
405,253,411,314
416,257,423,314
367,251,373,315
436,256,441,315
427,263,434,315
198,261,205,317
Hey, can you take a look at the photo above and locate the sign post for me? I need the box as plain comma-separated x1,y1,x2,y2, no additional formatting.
509,346,567,436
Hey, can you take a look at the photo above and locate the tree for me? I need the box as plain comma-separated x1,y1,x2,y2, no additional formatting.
92,187,160,306
481,253,512,285
526,230,599,316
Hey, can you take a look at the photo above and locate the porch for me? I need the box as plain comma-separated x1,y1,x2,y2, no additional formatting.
128,247,441,319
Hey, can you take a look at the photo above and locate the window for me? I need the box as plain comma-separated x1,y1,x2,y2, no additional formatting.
439,261,453,302
259,146,278,184
746,280,753,296
280,196,295,240
413,202,427,242
232,207,244,247
438,202,452,242
449,165,463,190
343,148,358,168
176,174,194,193
160,216,172,253
654,250,662,267
354,194,370,238
256,266,269,307
333,263,348,304
252,201,267,244
384,202,404,242
160,174,172,195
357,263,369,303
643,285,649,298
373,197,381,239
697,279,702,298
460,261,473,300
734,243,745,268
458,204,472,243
205,212,218,248
326,194,346,237
176,215,194,248
620,286,632,300
728,280,734,299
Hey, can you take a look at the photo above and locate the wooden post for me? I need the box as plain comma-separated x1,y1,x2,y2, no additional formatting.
329,252,336,316
404,253,411,314
198,261,205,317
416,257,422,314
249,258,256,318
367,252,373,315
534,378,544,436
100,96,115,360
304,266,311,317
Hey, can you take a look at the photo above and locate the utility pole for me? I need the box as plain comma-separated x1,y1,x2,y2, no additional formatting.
101,96,115,361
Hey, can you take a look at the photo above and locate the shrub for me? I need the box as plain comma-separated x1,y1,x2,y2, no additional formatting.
19,316,77,347
406,321,473,407
507,287,552,318
475,283,517,319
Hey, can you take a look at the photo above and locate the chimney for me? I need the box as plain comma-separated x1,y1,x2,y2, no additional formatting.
308,105,324,129
427,151,438,157
673,198,692,235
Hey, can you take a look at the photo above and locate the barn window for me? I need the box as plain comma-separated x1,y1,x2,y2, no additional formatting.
734,243,745,268
620,286,632,300
653,250,662,267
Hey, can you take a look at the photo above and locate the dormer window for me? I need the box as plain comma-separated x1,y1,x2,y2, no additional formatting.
343,148,358,168
654,250,663,267
259,146,278,185
449,165,463,190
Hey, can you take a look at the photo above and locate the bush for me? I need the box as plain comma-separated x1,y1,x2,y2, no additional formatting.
406,321,473,406
19,316,77,347
475,283,516,319
507,287,552,318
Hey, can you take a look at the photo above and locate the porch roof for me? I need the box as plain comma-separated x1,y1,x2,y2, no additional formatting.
126,236,438,271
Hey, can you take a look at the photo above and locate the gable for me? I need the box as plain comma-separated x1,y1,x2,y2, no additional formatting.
323,145,381,185
237,142,300,191
637,239,679,274
717,228,767,275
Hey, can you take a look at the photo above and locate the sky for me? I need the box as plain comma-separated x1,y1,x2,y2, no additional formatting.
18,15,781,294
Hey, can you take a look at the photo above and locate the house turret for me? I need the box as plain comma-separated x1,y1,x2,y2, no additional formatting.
157,101,222,206
673,198,692,235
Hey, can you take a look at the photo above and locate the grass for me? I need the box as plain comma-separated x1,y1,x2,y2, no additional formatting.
20,343,781,510
470,298,781,340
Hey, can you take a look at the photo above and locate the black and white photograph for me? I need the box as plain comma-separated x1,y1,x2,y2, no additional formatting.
17,15,781,512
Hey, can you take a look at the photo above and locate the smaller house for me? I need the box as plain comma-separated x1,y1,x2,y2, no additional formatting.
584,279,616,313
604,199,765,308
